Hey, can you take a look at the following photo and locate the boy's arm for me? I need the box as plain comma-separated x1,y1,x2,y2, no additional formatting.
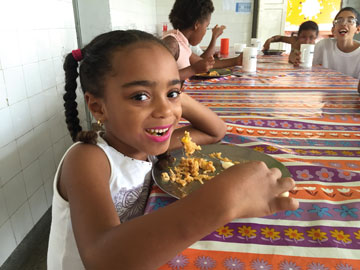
263,35,295,50
358,79,360,94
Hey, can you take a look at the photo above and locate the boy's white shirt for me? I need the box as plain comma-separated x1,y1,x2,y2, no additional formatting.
313,38,360,79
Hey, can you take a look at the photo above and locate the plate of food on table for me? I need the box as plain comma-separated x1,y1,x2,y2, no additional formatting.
152,131,291,199
192,68,232,79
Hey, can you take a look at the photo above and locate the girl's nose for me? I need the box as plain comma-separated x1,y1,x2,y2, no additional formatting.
152,97,172,118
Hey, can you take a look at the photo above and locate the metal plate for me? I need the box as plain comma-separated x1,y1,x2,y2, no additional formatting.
152,144,291,199
263,49,285,55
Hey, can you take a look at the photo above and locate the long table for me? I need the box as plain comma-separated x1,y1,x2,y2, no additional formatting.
145,55,360,269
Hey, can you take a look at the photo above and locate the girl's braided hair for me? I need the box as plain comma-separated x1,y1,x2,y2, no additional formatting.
63,30,167,144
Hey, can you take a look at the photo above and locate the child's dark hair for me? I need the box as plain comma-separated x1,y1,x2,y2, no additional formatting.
298,20,319,36
335,7,360,26
63,30,167,143
169,0,214,30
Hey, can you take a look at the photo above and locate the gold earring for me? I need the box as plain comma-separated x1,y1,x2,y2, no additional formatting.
97,119,103,127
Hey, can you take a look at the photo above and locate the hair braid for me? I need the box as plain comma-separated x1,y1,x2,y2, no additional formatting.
63,53,82,142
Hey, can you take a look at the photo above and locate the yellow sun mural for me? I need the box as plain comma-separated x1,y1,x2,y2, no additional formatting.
286,0,341,31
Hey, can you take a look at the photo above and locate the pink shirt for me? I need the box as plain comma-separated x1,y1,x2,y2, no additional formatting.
163,30,192,69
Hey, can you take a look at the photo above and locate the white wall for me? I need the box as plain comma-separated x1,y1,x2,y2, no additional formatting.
0,0,86,266
110,0,157,34
77,0,112,46
156,0,254,47
109,0,253,46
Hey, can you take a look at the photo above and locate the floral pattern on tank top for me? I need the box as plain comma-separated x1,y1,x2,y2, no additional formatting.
113,177,152,222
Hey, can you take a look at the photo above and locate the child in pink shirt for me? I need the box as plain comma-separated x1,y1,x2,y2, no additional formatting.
163,0,242,80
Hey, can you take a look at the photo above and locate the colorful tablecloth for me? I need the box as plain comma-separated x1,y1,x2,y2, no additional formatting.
145,56,360,270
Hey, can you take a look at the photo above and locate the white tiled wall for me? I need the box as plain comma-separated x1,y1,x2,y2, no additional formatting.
109,0,253,46
110,0,158,34
156,0,253,47
0,0,86,266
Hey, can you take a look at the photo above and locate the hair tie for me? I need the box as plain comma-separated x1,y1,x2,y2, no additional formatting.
72,49,83,62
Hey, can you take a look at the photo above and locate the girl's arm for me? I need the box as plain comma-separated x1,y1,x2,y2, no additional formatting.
61,144,298,270
169,92,227,150
163,36,215,80
201,25,226,59
178,54,215,81
213,54,242,68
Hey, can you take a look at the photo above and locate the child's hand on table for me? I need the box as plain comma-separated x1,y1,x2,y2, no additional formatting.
191,56,215,74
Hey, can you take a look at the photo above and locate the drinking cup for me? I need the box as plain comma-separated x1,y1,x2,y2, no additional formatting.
300,44,315,68
220,38,230,55
234,43,246,54
242,47,257,72
250,38,262,52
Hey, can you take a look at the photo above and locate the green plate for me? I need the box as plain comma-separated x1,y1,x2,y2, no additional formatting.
193,68,232,78
152,144,290,199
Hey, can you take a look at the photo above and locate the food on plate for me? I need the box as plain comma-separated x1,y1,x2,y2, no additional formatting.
208,70,220,76
279,191,290,197
221,160,235,169
195,70,221,77
161,156,216,186
181,131,201,156
161,132,245,187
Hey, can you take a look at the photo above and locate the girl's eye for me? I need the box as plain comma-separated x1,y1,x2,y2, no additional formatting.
132,93,149,101
168,90,182,99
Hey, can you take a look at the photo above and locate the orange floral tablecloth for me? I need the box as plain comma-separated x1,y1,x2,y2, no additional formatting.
145,56,360,270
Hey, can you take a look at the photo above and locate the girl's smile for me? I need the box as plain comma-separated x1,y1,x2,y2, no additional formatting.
145,125,173,142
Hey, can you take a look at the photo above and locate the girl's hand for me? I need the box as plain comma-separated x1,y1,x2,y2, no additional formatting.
191,57,215,74
206,161,299,219
212,25,226,39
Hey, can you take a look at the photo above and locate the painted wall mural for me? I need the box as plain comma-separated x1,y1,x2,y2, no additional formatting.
286,0,342,32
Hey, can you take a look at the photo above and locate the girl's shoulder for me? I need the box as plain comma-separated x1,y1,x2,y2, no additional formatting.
62,142,110,181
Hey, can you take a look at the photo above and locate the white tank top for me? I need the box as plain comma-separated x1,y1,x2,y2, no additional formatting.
47,136,155,269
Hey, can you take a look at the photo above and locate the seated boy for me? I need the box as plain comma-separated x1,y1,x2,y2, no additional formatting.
263,20,319,65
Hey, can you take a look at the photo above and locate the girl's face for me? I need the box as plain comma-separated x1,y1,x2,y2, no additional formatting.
297,29,317,44
332,10,360,40
189,15,211,46
92,42,182,160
